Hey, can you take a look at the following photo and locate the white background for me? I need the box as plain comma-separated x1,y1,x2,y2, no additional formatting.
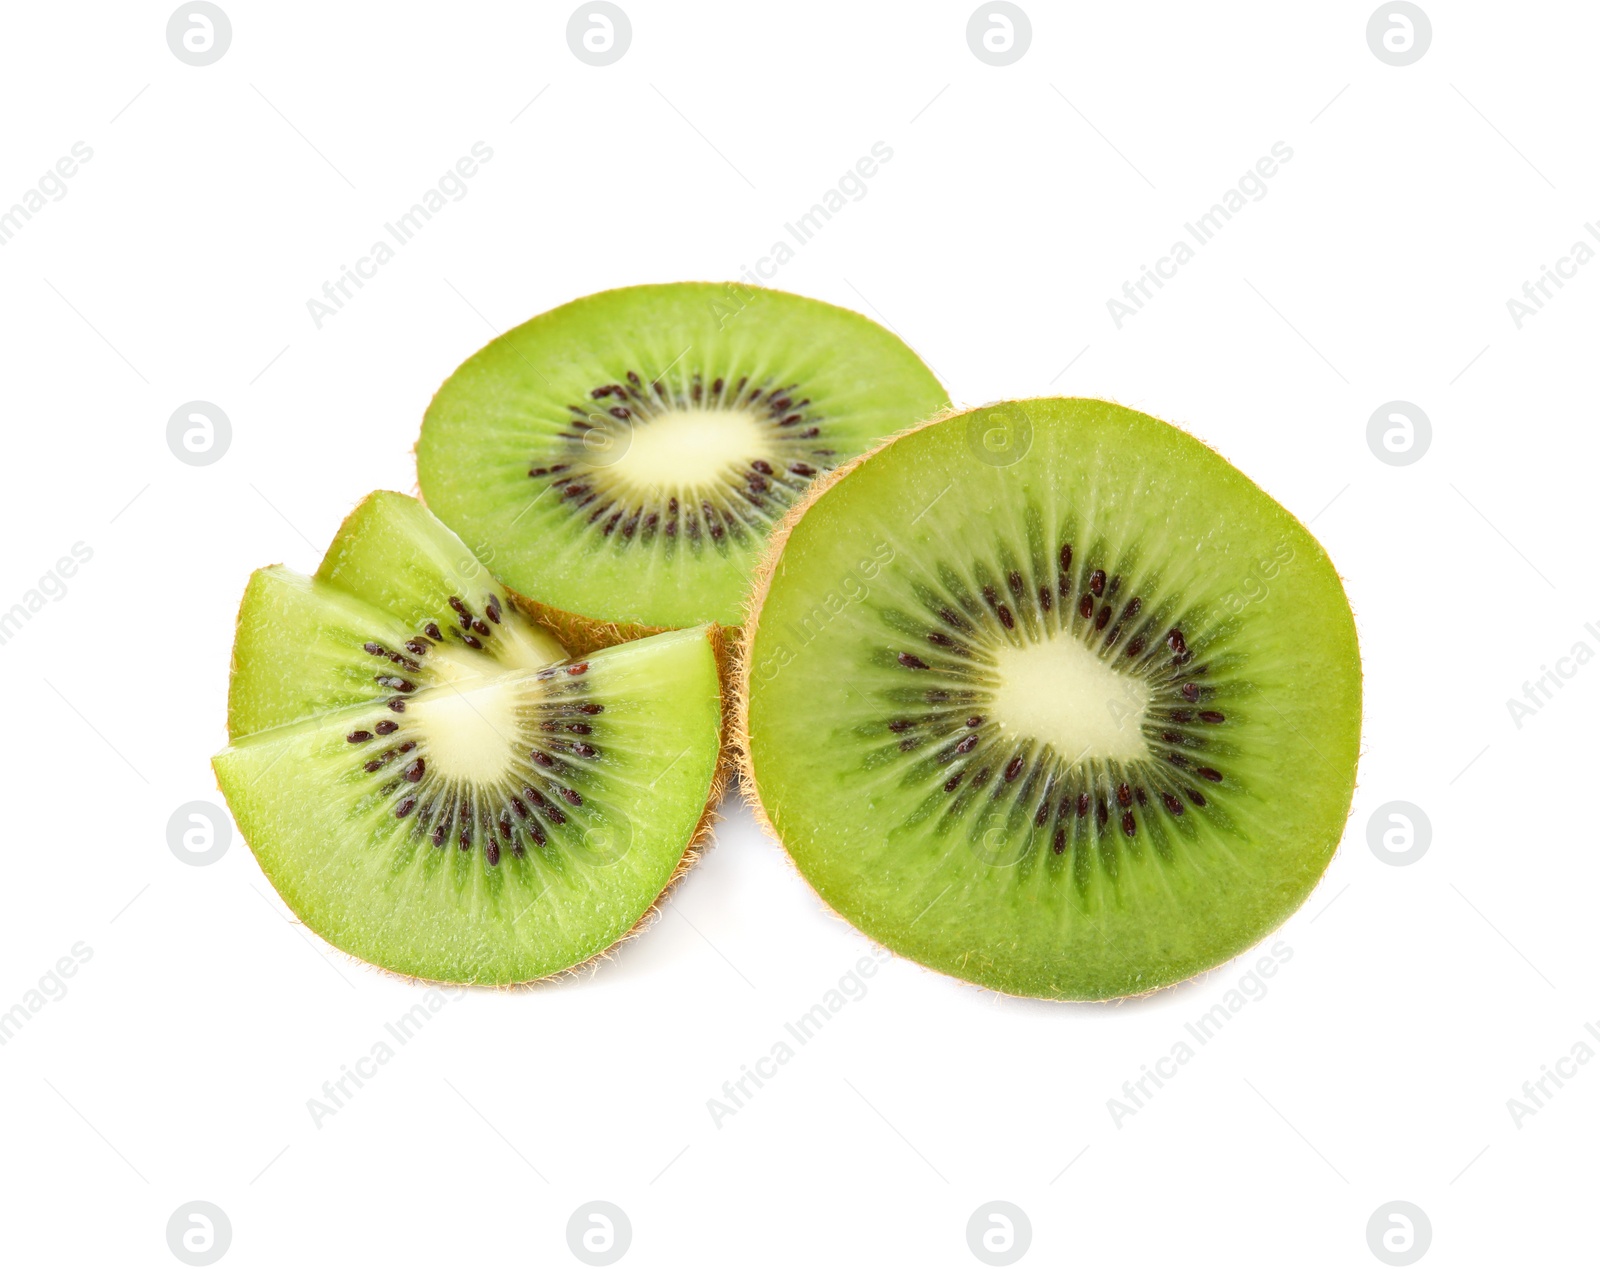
1,2,1594,1265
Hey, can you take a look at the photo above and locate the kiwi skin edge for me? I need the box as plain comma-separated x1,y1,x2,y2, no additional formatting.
734,397,1362,1004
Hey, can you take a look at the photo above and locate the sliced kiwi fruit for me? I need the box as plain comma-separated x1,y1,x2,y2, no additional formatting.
740,398,1361,1001
416,282,948,636
216,493,724,984
227,491,566,738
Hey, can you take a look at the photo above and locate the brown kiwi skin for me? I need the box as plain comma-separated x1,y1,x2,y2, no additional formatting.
732,398,1329,1006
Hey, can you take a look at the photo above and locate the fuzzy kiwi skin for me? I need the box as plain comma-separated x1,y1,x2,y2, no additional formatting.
736,398,1362,1002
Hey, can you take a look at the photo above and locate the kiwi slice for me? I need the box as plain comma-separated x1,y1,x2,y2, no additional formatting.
215,494,724,984
227,492,566,738
416,283,948,635
740,398,1361,1001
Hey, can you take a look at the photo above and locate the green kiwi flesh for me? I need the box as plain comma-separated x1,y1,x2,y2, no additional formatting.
742,399,1361,1001
227,492,566,739
416,282,949,631
216,492,723,984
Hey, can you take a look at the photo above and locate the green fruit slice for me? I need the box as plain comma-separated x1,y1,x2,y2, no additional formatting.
416,282,948,631
215,627,723,984
742,398,1361,1000
227,492,565,739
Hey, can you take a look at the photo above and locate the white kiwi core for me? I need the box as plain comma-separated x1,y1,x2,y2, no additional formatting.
989,636,1151,763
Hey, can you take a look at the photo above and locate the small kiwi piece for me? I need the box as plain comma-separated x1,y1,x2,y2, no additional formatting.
216,493,724,984
416,282,948,637
227,491,566,738
739,398,1361,1001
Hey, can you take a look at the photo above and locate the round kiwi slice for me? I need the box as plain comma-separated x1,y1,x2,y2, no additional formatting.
740,399,1361,1001
416,283,948,635
216,492,724,984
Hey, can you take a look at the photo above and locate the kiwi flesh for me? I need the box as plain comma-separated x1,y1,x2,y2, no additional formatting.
227,492,566,739
216,492,724,984
740,398,1361,1001
416,282,948,635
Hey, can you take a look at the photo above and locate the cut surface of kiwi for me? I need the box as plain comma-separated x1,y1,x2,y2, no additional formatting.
416,283,948,632
216,493,723,984
228,492,566,739
741,398,1361,1001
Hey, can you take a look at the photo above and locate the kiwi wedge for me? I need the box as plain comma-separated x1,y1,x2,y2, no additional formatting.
215,492,724,984
227,491,567,738
740,399,1361,1001
416,283,948,637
